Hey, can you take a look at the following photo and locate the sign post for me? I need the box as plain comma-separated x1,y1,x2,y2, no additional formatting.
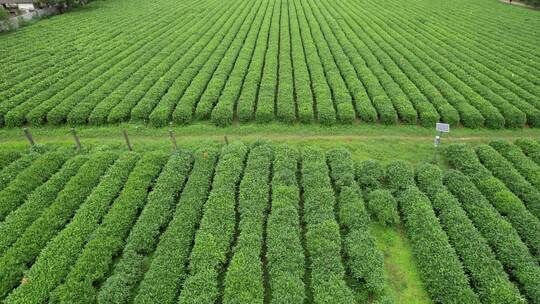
433,123,450,164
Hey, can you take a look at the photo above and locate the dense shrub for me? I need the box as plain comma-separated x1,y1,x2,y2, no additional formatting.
0,152,118,300
0,7,8,21
223,143,273,303
385,160,415,194
98,152,193,304
355,159,385,193
416,164,524,303
396,186,480,304
5,153,140,304
446,144,540,261
0,151,40,192
266,145,305,303
0,155,87,257
327,148,388,299
134,149,218,304
49,152,168,303
0,149,71,221
366,189,399,226
178,142,248,304
476,144,540,219
0,151,20,171
515,138,540,166
445,170,540,303
301,148,355,303
490,141,540,189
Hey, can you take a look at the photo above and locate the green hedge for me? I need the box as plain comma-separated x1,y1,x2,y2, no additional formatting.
396,186,480,304
383,160,479,303
5,152,140,304
0,151,20,171
0,149,71,221
49,152,168,303
266,145,305,303
142,1,245,127
0,155,87,257
366,189,399,226
476,144,540,219
385,160,415,194
356,159,385,193
444,170,540,303
178,142,248,304
210,3,271,127
301,148,355,303
446,144,540,263
327,149,388,300
174,1,259,125
490,141,540,189
515,139,540,165
0,151,40,192
223,143,273,303
416,164,524,303
134,149,218,304
98,152,193,304
0,151,118,300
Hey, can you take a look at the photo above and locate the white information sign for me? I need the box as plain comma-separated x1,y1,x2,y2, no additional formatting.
436,123,450,133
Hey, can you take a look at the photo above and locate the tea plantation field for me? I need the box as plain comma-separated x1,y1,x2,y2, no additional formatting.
0,139,539,303
1,0,539,128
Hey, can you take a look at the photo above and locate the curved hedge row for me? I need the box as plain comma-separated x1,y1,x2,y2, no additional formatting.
301,148,355,303
223,143,273,303
4,152,140,304
515,139,540,166
172,1,259,125
416,164,524,304
134,149,218,304
0,151,20,171
0,155,87,256
98,152,194,304
490,141,540,189
198,0,267,124
134,0,238,126
178,142,248,304
386,161,479,304
49,152,168,303
476,144,540,219
0,151,118,300
0,151,40,192
397,186,480,304
446,144,540,262
266,145,305,303
327,149,388,300
236,0,276,123
444,170,540,303
299,0,357,124
0,149,71,221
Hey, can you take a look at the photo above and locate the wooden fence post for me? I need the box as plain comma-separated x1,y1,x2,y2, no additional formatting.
71,128,82,151
23,128,35,147
123,130,133,151
169,129,178,151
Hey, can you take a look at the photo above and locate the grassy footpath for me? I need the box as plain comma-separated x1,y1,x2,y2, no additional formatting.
0,123,538,165
372,224,432,304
